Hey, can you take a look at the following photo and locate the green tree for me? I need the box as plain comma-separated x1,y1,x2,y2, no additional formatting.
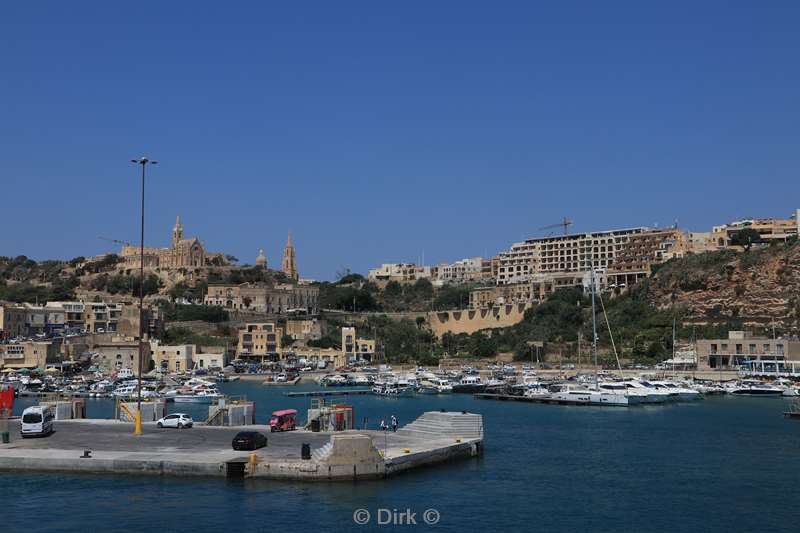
730,228,762,250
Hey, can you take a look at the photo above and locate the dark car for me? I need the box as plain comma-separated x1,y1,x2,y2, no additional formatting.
232,431,267,451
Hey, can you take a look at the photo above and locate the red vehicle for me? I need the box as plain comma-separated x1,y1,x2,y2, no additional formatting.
269,409,298,432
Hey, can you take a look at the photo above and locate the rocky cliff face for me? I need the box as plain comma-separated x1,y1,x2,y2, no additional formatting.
645,242,800,325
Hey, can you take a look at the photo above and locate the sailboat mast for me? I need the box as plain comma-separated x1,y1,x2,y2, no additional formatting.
591,267,598,390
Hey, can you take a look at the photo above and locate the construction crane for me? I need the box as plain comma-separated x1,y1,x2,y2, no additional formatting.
98,236,132,247
538,217,573,235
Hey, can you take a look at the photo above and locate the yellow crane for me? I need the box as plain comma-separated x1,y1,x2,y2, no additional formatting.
538,217,573,235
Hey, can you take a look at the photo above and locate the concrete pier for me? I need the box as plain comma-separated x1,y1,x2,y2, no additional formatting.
0,411,483,481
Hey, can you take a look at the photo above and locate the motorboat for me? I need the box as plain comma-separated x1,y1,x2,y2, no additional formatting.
451,375,486,393
522,382,550,399
319,374,348,387
418,378,453,394
371,382,413,396
171,389,222,403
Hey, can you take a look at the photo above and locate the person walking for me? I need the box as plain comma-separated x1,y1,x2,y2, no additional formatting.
380,419,387,431
391,415,398,432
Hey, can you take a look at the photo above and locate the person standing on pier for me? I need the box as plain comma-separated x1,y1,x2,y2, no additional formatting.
391,415,398,432
380,419,387,431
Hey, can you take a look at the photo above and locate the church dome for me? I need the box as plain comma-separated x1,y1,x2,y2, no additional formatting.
256,248,267,267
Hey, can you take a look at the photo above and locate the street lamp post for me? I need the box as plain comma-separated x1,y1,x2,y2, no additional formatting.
131,157,157,435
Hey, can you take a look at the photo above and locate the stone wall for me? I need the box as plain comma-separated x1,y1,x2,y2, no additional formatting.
427,304,531,337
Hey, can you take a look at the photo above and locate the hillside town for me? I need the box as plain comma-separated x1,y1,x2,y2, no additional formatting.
2,208,800,380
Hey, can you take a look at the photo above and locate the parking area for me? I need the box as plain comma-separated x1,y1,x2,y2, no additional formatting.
5,420,334,457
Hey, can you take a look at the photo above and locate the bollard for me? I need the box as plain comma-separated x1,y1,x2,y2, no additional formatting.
301,443,311,460
249,452,258,466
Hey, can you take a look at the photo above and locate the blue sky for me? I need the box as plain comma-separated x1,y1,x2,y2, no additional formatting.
2,1,799,280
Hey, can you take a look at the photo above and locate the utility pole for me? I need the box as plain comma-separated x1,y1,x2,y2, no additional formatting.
131,157,157,436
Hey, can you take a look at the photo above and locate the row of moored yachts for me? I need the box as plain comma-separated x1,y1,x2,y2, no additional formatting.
320,368,800,403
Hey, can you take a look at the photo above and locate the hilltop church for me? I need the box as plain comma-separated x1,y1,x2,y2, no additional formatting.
120,215,227,268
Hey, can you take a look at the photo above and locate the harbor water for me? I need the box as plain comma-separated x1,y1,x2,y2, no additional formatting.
5,381,800,532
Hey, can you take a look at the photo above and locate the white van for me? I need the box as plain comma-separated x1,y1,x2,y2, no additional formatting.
21,406,55,438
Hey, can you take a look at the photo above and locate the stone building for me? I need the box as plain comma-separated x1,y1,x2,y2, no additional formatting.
204,282,319,315
0,303,27,340
0,340,58,370
284,318,322,343
91,336,153,375
150,341,195,373
119,215,227,269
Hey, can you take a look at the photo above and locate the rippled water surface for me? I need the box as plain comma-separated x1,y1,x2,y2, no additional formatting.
5,381,800,532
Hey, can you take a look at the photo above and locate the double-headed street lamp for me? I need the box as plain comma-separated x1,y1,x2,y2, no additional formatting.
131,157,157,435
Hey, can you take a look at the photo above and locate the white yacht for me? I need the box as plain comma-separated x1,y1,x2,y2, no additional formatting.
619,379,671,403
724,380,784,396
641,380,700,401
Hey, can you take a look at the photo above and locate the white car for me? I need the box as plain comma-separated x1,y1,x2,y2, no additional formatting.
156,413,194,429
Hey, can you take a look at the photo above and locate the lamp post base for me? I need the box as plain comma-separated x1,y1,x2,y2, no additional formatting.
134,410,143,436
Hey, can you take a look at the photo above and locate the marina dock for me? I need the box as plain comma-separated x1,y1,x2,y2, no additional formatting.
475,392,590,405
0,411,483,481
285,389,372,397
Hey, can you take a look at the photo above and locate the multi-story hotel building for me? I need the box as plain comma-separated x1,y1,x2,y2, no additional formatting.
495,227,649,285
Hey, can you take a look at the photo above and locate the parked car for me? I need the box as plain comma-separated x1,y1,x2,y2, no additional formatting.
232,431,267,451
156,413,194,429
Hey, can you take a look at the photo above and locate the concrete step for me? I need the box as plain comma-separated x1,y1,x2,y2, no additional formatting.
397,411,483,441
311,442,333,462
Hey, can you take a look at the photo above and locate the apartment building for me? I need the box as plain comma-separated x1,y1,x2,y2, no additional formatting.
46,301,162,338
712,210,800,248
237,323,283,361
341,326,375,362
367,263,436,284
433,257,493,286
